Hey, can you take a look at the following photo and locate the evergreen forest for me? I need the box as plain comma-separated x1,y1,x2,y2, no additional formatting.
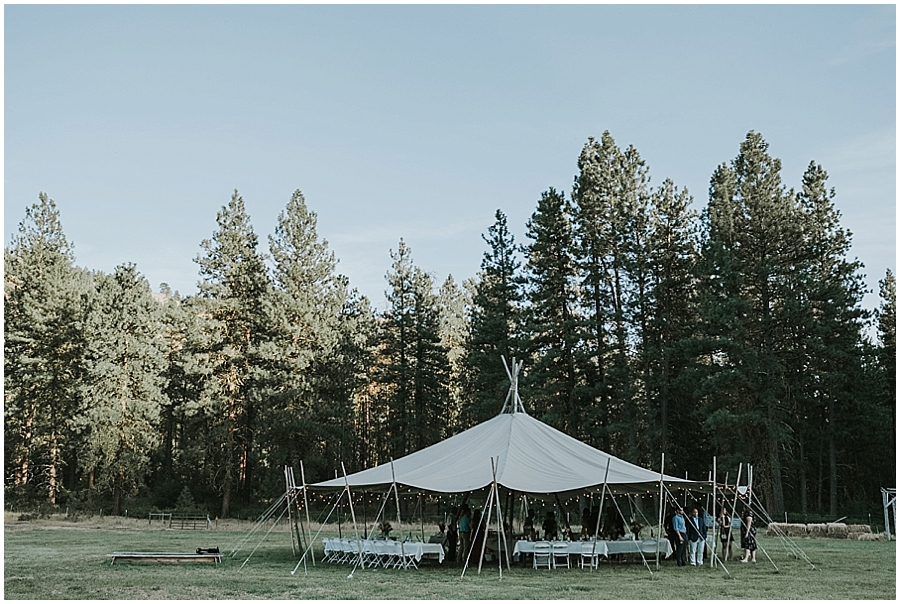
5,131,895,522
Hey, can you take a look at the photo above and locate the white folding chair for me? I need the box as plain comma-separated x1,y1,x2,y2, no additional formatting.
322,538,335,563
552,541,571,569
533,541,552,569
580,541,599,569
339,538,355,564
399,542,419,569
361,539,379,568
380,540,400,568
374,540,393,568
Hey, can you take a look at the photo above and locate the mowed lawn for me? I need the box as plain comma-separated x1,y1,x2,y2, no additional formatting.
4,515,895,600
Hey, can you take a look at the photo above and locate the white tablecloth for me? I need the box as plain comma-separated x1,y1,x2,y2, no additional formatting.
606,538,672,558
513,538,671,560
412,542,445,563
368,540,446,563
513,540,609,558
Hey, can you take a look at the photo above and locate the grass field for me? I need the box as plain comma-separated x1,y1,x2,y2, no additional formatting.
4,513,895,599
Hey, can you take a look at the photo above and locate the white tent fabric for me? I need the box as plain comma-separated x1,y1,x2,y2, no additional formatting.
310,410,702,494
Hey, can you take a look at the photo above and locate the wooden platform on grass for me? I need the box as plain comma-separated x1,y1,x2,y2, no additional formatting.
108,552,222,565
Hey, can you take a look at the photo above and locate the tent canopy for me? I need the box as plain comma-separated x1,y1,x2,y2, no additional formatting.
310,409,704,495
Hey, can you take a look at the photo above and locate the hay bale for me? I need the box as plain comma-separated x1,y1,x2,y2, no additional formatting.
766,522,808,537
765,522,786,537
807,523,828,538
847,531,866,541
847,524,871,534
826,522,849,538
858,532,887,542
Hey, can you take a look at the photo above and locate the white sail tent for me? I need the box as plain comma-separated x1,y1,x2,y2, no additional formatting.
310,409,702,494
310,358,704,495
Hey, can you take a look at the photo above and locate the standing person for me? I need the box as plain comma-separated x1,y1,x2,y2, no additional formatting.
740,511,757,563
686,507,707,566
672,506,688,567
580,507,591,539
447,506,459,563
542,511,558,541
457,504,471,563
523,509,536,540
717,507,733,561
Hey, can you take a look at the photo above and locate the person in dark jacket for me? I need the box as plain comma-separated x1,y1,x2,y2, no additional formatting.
686,506,708,566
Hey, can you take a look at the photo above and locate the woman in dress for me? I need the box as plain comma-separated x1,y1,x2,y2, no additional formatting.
740,510,757,563
717,507,733,561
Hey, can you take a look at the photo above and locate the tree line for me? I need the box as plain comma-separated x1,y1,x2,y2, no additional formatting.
5,131,894,520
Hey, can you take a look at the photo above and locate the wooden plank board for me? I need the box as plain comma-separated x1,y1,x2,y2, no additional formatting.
108,552,222,565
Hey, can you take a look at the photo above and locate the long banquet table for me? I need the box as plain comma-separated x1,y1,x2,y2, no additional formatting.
323,538,445,566
512,538,672,563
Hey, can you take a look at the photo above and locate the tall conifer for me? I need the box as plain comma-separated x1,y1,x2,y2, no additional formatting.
194,191,273,517
523,188,585,437
461,210,524,426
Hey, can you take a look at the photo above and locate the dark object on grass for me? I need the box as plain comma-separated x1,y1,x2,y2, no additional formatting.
196,547,219,554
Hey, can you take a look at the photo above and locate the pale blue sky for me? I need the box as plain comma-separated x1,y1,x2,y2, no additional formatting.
5,4,895,314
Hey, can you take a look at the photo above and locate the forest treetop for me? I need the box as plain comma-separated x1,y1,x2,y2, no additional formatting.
5,131,894,522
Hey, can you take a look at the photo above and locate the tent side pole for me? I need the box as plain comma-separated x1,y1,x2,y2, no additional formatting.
462,483,493,578
292,490,344,575
477,481,495,575
389,459,407,569
299,463,315,566
591,458,612,571
656,452,665,571
491,457,511,576
728,463,744,561
285,466,297,556
336,470,343,538
419,493,425,542
711,457,717,569
341,462,365,574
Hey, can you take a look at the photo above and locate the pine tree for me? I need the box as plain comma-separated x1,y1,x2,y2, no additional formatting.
570,133,651,454
791,161,868,515
5,193,89,504
643,179,699,466
75,264,167,515
153,288,204,498
267,189,345,476
523,188,585,437
460,210,525,427
876,269,895,417
571,133,621,450
697,132,808,514
378,240,449,459
194,190,274,517
437,274,470,434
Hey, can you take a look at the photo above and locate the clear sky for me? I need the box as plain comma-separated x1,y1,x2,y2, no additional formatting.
5,4,895,315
